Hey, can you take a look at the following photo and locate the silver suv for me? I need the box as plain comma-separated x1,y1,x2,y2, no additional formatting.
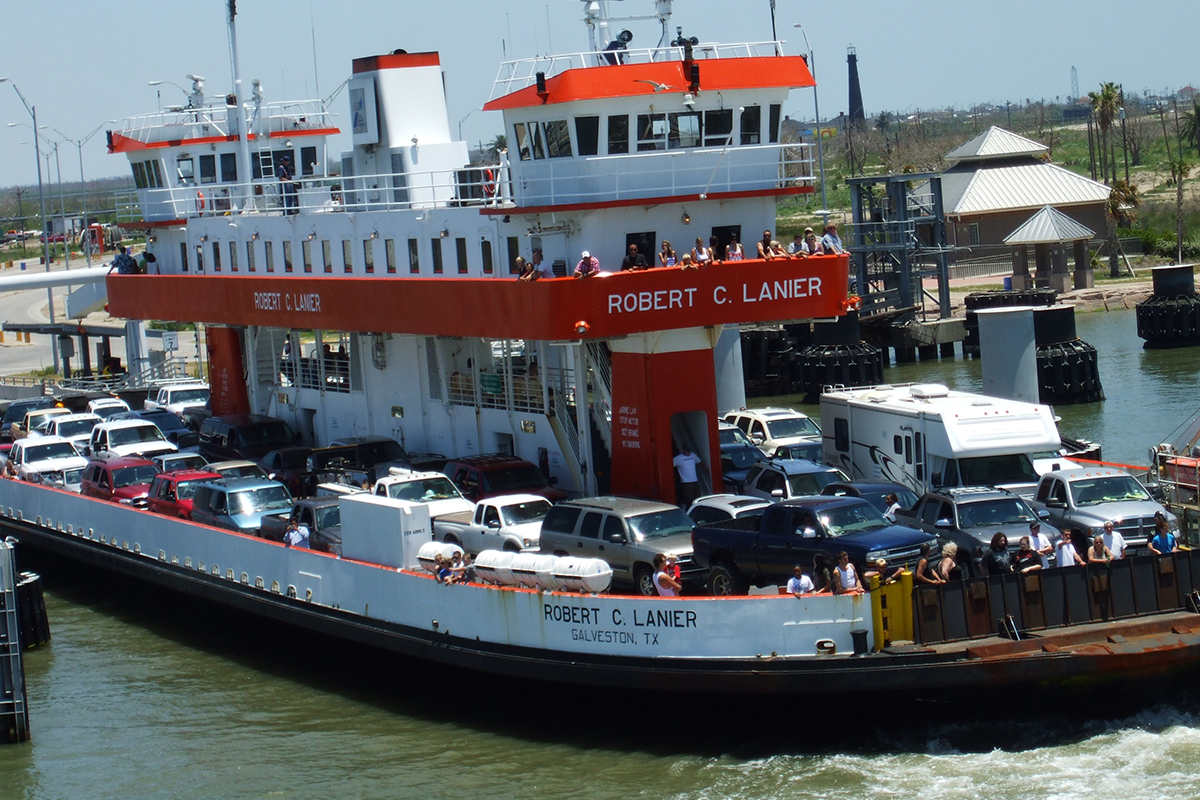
538,497,701,595
722,407,822,457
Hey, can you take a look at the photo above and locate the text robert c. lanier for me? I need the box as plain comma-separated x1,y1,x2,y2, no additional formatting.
253,291,323,313
607,278,823,314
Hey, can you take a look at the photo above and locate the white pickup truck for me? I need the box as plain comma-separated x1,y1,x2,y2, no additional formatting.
433,494,553,554
371,469,474,519
144,383,210,416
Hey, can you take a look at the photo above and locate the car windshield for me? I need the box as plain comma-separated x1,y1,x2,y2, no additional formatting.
1069,475,1151,506
92,405,128,420
956,498,1038,528
315,505,341,530
723,446,764,470
164,455,208,471
234,421,294,449
169,389,209,404
858,488,921,513
61,467,84,485
357,440,408,463
958,454,1038,486
500,499,552,526
388,477,461,502
718,427,753,447
765,416,820,439
818,503,891,536
175,479,212,499
112,465,159,488
628,509,695,541
215,464,267,479
482,465,548,494
788,469,849,497
56,419,98,438
230,486,293,514
26,442,79,461
110,425,167,446
276,450,309,469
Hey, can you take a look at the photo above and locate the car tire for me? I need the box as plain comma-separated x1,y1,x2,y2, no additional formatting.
634,565,657,597
443,534,461,547
503,542,521,553
706,563,748,596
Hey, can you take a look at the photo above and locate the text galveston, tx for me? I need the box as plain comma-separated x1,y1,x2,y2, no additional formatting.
544,602,697,647
607,278,823,315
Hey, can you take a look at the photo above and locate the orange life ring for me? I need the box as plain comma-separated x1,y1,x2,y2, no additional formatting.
196,191,206,211
482,169,496,197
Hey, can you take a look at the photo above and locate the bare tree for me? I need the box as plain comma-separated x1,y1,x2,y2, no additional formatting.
1124,114,1151,166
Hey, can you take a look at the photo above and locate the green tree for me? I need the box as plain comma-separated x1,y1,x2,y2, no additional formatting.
1181,99,1200,157
874,110,893,135
1088,82,1120,184
1104,180,1139,278
487,134,508,161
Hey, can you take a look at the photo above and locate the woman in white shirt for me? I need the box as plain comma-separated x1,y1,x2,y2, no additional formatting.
653,553,682,597
691,237,711,266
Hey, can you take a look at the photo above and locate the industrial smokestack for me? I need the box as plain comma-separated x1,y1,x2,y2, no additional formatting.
847,46,865,126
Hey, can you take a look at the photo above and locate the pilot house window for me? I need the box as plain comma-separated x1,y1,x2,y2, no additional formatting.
514,123,531,161
704,109,733,146
668,112,701,148
740,105,762,145
543,120,572,158
636,113,667,151
607,115,629,154
575,116,600,156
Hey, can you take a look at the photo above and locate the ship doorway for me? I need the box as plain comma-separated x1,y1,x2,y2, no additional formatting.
624,231,656,265
298,407,317,447
670,410,712,497
711,225,742,260
495,432,514,455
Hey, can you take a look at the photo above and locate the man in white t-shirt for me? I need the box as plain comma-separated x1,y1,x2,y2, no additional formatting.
528,248,554,280
1029,520,1053,569
672,444,703,507
787,565,815,596
1101,520,1127,559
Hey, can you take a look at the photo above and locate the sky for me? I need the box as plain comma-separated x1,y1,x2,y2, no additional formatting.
0,0,1194,190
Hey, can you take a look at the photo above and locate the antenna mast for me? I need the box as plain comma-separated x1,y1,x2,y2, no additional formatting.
227,0,252,212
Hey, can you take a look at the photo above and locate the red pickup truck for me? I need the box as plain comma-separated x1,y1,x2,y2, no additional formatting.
443,454,566,503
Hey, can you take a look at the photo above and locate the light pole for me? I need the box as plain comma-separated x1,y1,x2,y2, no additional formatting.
793,24,828,222
1,78,59,373
148,79,189,111
457,109,480,145
55,120,116,267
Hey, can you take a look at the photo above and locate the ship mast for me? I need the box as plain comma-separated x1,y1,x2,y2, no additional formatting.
226,0,253,213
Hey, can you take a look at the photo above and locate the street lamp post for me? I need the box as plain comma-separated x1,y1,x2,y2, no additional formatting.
1,78,59,373
458,108,480,145
793,24,828,222
55,121,116,268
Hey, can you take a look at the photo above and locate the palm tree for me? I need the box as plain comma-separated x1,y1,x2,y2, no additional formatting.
487,134,508,161
1089,82,1120,184
1181,99,1200,156
1104,180,1139,278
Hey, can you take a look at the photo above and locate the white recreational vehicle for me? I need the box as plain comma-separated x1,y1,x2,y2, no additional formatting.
819,384,1064,497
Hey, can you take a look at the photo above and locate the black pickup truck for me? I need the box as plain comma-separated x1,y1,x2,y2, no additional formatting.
691,496,936,595
259,497,343,554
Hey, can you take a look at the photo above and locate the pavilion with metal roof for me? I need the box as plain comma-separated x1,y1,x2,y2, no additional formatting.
1003,205,1096,292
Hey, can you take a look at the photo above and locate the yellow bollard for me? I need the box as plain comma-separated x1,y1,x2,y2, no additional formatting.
24,332,31,343
0,330,5,344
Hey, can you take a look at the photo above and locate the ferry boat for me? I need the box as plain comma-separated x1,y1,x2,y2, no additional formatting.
7,1,1200,701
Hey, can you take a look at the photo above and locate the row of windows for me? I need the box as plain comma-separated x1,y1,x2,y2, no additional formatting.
179,235,499,276
132,146,318,189
513,104,781,161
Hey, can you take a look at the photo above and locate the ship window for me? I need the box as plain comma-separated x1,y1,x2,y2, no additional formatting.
212,241,222,272
177,157,195,185
302,239,312,273
575,116,599,156
363,239,374,273
341,239,353,273
321,240,332,273
513,123,531,161
668,112,702,148
431,239,443,274
636,113,667,151
968,223,980,246
220,153,238,182
180,242,188,272
228,241,239,272
194,244,204,271
543,120,572,158
283,240,293,273
247,241,256,272
480,239,494,274
265,240,275,273
704,109,733,146
408,238,420,274
740,105,761,145
132,162,147,189
528,121,545,159
768,104,782,143
507,237,520,274
199,155,216,184
607,115,629,154
150,160,164,188
301,146,317,177
385,239,396,274
455,237,468,274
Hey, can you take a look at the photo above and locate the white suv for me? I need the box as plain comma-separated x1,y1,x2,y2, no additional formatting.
144,382,210,416
44,413,102,452
9,435,88,487
89,419,178,459
722,407,822,457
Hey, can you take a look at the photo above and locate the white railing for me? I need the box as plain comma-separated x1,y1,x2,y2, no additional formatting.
116,100,333,147
491,41,786,98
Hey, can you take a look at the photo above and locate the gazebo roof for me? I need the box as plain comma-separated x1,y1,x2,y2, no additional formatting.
1003,205,1096,245
944,126,1049,163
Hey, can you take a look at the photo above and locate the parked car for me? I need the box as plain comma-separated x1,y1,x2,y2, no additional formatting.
259,497,344,554
372,471,474,519
87,397,131,421
686,494,772,526
899,486,1060,563
152,452,210,473
146,469,222,519
722,407,822,457
769,441,824,462
691,496,937,595
8,436,87,486
742,459,850,502
89,419,178,459
433,494,552,553
442,454,566,503
191,477,295,536
820,482,920,517
717,422,754,448
80,455,160,505
259,447,313,495
19,407,73,438
538,496,703,595
328,435,446,478
143,382,210,416
1,398,56,442
207,459,271,481
43,413,102,452
1027,467,1174,554
198,414,297,462
111,409,200,450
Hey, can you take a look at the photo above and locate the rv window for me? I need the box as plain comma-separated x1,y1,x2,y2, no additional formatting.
915,433,924,481
834,418,849,452
894,435,903,455
904,436,913,465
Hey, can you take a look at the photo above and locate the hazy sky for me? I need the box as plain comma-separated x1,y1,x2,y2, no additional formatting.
0,0,1194,189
